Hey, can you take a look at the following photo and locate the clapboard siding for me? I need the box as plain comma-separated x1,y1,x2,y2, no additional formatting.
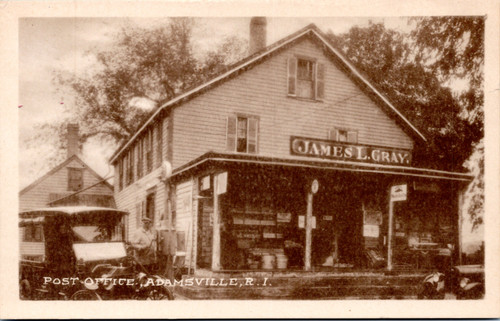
114,117,169,238
172,38,413,168
19,157,114,211
175,179,193,267
114,167,166,240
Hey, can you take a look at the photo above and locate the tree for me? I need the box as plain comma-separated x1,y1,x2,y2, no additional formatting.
328,17,484,228
412,17,484,230
411,17,484,131
327,22,480,171
29,18,247,163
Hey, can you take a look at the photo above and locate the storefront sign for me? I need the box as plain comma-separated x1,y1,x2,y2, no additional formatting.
290,136,412,165
298,215,316,229
200,175,211,191
277,212,292,223
216,172,228,195
363,224,380,238
390,184,407,201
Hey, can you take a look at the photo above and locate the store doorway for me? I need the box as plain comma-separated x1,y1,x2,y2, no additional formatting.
312,186,363,268
196,197,213,269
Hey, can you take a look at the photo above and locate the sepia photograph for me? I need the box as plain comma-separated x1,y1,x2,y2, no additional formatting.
1,0,499,318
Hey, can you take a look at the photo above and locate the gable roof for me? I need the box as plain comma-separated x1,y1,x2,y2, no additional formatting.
109,23,427,164
19,154,113,195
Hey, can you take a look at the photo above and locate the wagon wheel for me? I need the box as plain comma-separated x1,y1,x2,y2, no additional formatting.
19,279,32,300
71,289,102,300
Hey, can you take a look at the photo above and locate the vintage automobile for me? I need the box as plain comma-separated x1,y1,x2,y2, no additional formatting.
418,264,484,299
19,206,173,300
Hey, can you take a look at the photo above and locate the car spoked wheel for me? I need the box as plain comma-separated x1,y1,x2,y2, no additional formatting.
148,287,174,300
134,286,174,300
19,279,32,300
71,290,102,300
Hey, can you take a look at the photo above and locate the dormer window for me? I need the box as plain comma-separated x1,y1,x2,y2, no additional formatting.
287,57,325,100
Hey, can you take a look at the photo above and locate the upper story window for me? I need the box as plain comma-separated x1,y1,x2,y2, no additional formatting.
328,128,358,143
68,167,83,191
125,148,134,186
118,159,123,191
226,115,259,154
137,138,144,179
156,121,163,167
288,57,325,100
146,129,153,174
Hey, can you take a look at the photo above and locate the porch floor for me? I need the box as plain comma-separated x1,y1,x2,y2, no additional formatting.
174,268,429,300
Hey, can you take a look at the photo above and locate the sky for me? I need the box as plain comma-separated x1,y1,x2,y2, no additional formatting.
18,16,484,244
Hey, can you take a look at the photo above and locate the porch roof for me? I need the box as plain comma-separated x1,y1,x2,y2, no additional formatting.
171,152,473,183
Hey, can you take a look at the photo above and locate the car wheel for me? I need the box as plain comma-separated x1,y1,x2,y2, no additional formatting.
136,287,174,300
19,279,32,300
71,290,102,300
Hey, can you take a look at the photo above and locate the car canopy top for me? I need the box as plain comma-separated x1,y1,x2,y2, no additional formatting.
19,206,128,226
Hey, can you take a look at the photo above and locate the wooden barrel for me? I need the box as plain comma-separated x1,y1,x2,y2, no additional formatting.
261,254,275,269
276,254,288,269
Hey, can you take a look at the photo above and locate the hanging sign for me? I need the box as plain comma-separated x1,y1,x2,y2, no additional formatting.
363,224,380,238
200,175,211,191
390,184,407,201
298,215,316,229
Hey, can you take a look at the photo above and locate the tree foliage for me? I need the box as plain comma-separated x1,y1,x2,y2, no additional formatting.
411,17,484,229
411,17,484,128
327,20,483,171
32,18,247,159
328,18,484,227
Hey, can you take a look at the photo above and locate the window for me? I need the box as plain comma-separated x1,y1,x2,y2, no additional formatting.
226,115,258,153
137,138,143,179
125,148,134,186
288,57,325,100
297,59,314,98
23,225,43,242
328,128,358,143
237,117,248,152
146,129,153,173
337,129,348,142
68,168,83,191
156,121,163,167
118,159,123,191
146,189,156,221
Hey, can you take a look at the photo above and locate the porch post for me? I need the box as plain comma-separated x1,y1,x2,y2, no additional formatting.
387,198,394,271
189,176,198,274
305,191,313,271
457,187,466,265
211,174,221,271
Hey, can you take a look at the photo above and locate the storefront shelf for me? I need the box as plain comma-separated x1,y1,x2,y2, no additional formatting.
231,210,275,215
